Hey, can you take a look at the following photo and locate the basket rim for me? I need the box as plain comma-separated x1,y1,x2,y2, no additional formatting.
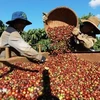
46,6,78,27
44,6,78,34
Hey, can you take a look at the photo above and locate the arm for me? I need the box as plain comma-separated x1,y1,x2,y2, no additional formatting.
77,34,97,48
8,31,46,63
72,27,97,48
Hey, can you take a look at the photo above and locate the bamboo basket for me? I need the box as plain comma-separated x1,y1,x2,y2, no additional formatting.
44,6,78,34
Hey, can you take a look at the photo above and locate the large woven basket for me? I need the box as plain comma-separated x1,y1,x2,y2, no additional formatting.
44,6,78,33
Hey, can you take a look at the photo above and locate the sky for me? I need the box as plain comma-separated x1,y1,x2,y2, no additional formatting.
0,0,100,31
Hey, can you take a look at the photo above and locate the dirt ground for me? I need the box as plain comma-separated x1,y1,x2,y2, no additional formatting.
0,52,100,64
73,52,100,63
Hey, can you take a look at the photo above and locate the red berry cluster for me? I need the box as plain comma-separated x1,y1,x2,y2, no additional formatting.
0,54,100,100
47,25,74,54
47,25,74,42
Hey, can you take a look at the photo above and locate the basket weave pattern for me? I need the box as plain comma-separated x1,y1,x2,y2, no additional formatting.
44,7,78,33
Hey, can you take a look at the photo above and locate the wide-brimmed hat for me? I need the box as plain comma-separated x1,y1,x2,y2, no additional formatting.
80,16,100,34
6,11,32,25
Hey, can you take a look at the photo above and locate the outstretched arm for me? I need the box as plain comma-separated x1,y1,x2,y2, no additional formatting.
72,27,97,48
8,31,46,63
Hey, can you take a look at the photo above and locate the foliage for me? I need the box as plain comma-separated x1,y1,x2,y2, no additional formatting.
78,13,94,24
21,28,51,52
93,37,100,51
0,20,6,36
80,12,94,20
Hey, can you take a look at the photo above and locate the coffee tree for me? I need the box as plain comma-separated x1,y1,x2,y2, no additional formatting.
0,20,6,36
93,37,100,51
21,28,51,52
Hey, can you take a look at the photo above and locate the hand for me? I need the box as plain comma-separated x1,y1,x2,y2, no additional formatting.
45,58,48,61
77,34,97,48
72,27,80,36
42,12,48,23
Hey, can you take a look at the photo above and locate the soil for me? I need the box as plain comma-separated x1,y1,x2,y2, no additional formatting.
73,52,100,63
0,52,100,63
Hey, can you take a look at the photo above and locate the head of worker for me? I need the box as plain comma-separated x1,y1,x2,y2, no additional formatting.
6,11,32,32
80,16,100,38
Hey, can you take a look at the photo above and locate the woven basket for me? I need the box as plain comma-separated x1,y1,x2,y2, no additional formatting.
44,6,78,34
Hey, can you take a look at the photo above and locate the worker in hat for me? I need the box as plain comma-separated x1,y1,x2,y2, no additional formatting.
71,16,100,52
0,11,46,63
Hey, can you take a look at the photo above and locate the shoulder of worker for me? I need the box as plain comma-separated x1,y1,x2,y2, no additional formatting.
5,26,18,33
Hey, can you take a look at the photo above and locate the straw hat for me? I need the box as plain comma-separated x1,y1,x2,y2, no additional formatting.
80,16,100,34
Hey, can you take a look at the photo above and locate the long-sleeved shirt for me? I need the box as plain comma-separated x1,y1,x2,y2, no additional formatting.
0,26,46,62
